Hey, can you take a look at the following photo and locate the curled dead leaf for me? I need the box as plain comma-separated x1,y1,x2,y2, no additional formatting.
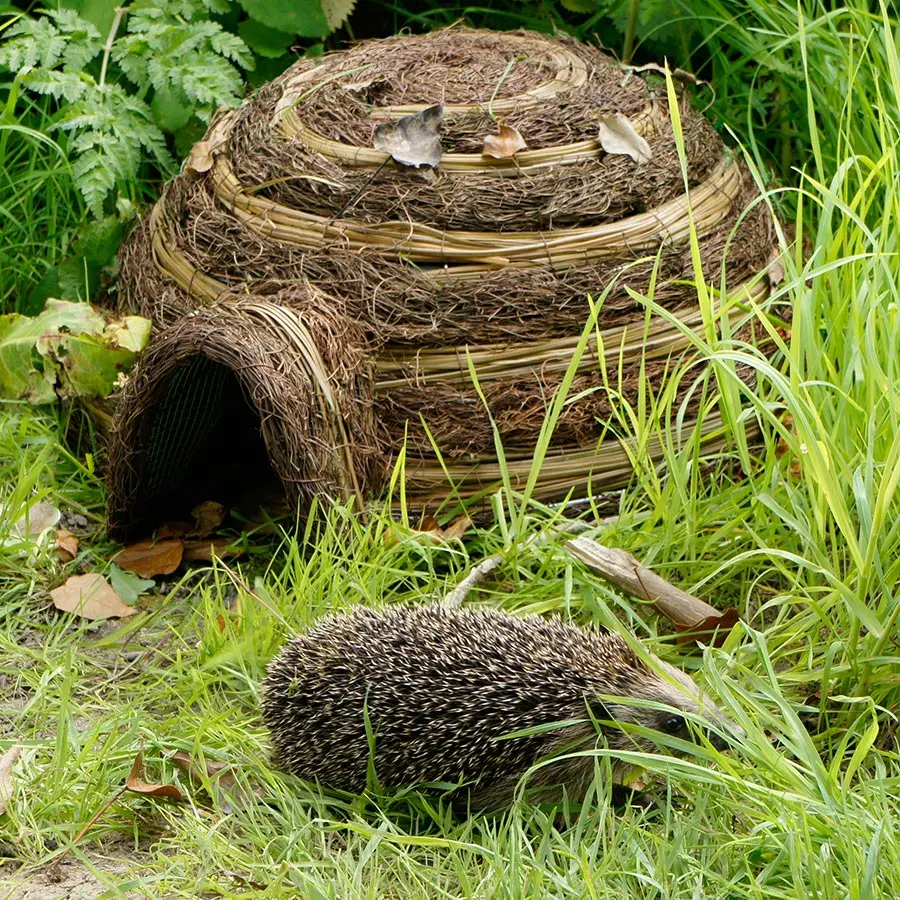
482,124,527,159
57,529,79,563
674,608,741,650
373,105,443,168
189,500,226,537
50,573,136,620
628,62,711,91
0,744,22,815
167,750,261,813
182,538,244,563
184,115,231,175
597,114,652,165
766,247,785,287
408,514,474,545
113,538,183,578
126,751,184,801
441,515,473,541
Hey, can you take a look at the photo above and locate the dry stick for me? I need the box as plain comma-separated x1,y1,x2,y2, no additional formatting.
565,535,721,627
443,525,721,629
442,521,589,608
47,786,128,871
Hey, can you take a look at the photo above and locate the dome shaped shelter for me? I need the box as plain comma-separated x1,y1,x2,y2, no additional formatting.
108,27,779,539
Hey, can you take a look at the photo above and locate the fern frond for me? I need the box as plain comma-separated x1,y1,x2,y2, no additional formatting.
0,17,68,72
20,69,90,103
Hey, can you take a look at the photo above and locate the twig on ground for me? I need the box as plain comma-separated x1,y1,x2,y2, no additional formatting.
442,520,590,608
565,535,721,627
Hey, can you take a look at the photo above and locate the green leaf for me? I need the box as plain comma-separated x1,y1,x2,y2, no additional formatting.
320,0,356,31
108,563,155,605
72,216,124,265
237,18,295,58
59,0,119,36
151,83,192,132
106,316,152,352
0,299,151,405
0,300,104,404
47,331,134,399
237,0,329,38
57,256,99,301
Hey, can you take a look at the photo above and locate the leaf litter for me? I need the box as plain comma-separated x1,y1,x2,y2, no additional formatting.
57,529,79,563
0,744,22,815
167,750,262,814
125,752,184,801
50,573,137,620
482,123,527,159
597,113,652,164
113,538,184,578
373,105,443,168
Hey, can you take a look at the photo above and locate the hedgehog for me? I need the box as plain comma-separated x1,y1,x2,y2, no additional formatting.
261,604,738,809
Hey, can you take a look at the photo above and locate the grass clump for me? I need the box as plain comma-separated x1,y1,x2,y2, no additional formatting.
1,1,900,897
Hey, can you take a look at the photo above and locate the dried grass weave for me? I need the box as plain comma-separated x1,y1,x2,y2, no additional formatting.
108,27,779,538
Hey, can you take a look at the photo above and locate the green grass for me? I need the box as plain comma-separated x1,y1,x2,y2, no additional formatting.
2,0,900,896
0,93,88,315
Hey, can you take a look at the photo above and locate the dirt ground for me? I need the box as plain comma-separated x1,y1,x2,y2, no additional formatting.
1,845,146,899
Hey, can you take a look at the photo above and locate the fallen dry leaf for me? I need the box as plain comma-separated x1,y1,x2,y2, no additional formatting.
184,116,231,174
156,521,191,539
482,124,527,159
167,750,261,813
182,538,244,563
374,105,443,168
766,246,785,287
126,751,184,801
186,141,215,173
50,573,136,620
189,501,226,537
441,515,473,541
628,62,711,91
408,514,474,544
57,529,79,563
597,114,652,165
113,538,183,578
674,608,741,650
0,743,22,815
9,500,60,543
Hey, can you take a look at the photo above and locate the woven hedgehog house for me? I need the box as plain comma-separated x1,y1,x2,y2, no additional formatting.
107,28,777,539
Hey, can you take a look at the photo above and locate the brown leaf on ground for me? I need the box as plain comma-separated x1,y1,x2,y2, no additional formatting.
0,743,22,815
410,514,474,544
482,124,527,159
57,529,79,563
167,750,261,813
597,114,652,164
441,515,473,541
50,574,136,620
674,608,741,649
182,538,244,563
373,105,443,168
113,538,183,578
126,752,184,801
10,500,60,542
189,501,226,537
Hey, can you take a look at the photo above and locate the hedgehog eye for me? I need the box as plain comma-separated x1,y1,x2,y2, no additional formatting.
661,715,685,735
